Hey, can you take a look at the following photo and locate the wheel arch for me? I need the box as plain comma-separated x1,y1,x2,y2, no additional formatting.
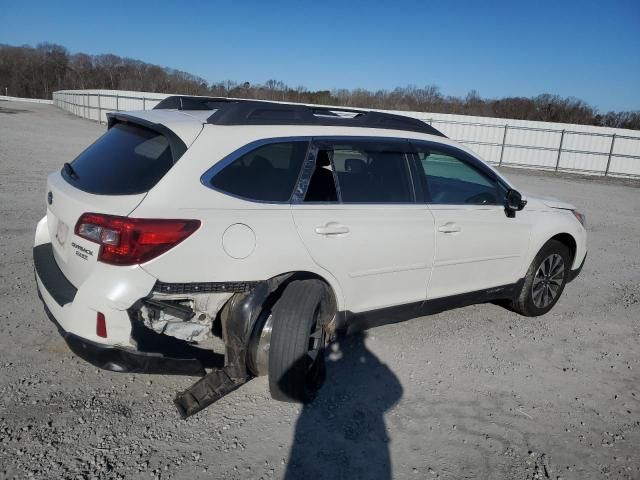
266,270,341,313
241,271,340,378
264,271,342,334
548,232,577,267
522,223,581,279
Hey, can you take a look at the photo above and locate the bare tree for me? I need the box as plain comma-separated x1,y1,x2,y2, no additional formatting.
0,43,637,130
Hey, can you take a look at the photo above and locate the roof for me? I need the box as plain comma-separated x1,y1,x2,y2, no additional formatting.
153,95,446,137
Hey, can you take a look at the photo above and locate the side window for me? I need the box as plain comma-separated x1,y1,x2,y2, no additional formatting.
304,140,413,203
304,149,339,202
210,141,308,202
414,145,502,205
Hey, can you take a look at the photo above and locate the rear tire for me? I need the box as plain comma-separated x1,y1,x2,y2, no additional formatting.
510,239,570,317
268,280,332,403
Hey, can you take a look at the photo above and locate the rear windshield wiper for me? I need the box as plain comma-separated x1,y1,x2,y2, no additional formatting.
63,162,79,180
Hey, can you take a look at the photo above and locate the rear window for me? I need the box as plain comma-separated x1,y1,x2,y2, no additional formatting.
62,122,176,195
209,141,308,202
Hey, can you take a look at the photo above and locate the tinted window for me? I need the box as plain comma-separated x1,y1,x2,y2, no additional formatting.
415,146,502,205
210,141,308,202
312,140,413,203
304,149,338,202
61,123,175,195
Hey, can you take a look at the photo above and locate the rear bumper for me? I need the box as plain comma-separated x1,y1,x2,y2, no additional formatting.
38,287,208,376
34,242,215,376
33,243,77,306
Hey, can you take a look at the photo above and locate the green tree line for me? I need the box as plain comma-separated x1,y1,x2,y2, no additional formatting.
1,42,638,130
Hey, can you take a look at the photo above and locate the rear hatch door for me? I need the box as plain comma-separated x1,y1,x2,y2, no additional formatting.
46,120,182,288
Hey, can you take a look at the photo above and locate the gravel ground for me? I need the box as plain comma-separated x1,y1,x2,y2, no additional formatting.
1,101,639,480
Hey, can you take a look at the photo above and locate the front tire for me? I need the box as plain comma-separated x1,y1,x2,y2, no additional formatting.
268,280,332,403
510,239,570,316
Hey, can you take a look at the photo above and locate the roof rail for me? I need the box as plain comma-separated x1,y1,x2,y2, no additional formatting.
154,95,446,137
153,95,232,111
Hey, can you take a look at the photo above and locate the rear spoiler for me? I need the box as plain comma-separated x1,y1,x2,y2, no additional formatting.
106,112,187,161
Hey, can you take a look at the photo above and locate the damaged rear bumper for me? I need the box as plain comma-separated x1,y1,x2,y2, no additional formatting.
34,233,286,418
35,241,220,377
38,295,209,376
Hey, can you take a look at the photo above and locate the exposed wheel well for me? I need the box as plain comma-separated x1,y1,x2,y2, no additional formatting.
549,233,577,267
267,271,338,315
213,271,339,339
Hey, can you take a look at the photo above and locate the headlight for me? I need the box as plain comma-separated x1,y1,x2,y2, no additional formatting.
572,210,586,227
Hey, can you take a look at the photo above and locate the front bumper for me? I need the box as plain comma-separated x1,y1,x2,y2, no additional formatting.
567,252,587,283
35,242,217,377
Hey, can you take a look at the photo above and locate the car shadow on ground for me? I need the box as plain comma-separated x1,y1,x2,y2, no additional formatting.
283,332,403,480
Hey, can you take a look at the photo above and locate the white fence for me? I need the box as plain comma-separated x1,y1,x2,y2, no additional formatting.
1,95,53,104
53,89,640,178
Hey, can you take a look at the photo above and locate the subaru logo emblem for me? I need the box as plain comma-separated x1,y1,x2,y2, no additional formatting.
47,191,53,205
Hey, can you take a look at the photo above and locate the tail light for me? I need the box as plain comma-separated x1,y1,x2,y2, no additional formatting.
75,213,200,266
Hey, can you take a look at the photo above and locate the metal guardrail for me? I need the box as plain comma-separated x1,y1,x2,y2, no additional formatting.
53,91,640,178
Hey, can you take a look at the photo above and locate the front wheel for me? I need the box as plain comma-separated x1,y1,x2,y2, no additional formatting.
510,240,571,316
268,280,333,403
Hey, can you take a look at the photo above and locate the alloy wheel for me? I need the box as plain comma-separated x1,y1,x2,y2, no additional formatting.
532,253,565,308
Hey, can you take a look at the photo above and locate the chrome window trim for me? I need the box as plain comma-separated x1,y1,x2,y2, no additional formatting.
201,135,468,206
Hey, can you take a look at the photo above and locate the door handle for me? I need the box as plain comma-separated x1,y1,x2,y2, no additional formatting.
438,223,462,234
315,223,350,236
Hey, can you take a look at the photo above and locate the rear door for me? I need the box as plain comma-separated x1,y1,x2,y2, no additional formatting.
411,141,531,299
46,121,181,288
291,138,435,313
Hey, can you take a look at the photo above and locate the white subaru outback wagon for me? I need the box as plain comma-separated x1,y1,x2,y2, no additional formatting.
34,96,587,417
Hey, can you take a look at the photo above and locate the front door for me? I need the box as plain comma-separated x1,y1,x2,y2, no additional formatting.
411,142,531,299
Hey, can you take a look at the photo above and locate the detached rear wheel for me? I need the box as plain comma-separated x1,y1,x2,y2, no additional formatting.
268,280,332,403
511,239,570,316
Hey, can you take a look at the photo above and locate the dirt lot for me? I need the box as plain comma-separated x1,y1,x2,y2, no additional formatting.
1,101,639,480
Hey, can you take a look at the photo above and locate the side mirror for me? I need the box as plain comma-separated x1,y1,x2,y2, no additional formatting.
505,189,526,217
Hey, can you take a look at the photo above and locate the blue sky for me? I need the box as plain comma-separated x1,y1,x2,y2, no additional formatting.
1,0,638,111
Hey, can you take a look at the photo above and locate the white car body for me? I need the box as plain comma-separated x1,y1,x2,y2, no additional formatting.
34,97,587,412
